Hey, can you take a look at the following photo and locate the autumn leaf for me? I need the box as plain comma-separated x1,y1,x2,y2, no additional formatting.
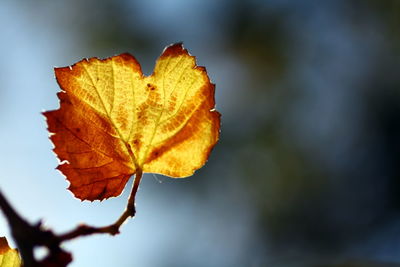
44,43,220,201
0,237,22,267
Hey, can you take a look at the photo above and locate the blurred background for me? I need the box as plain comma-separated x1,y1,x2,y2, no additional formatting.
0,0,400,266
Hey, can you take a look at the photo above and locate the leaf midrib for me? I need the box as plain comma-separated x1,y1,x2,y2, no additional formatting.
81,63,138,168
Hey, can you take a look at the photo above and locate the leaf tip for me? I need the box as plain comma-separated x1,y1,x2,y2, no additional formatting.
0,237,9,254
161,42,188,57
116,52,136,62
114,52,143,74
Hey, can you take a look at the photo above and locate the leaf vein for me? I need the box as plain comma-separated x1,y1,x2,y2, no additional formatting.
159,67,197,125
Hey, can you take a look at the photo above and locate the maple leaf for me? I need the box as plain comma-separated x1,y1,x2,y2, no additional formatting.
0,237,22,267
44,43,220,201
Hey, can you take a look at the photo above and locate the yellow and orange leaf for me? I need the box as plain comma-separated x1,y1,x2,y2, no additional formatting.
0,237,22,267
44,43,220,201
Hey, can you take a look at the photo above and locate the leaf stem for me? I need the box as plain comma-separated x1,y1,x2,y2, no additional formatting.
59,168,143,241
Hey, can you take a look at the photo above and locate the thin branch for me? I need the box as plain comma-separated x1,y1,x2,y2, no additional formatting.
0,188,36,264
0,189,69,266
0,169,143,266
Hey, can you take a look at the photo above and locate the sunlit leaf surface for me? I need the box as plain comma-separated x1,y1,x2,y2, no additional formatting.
44,43,220,201
0,237,22,267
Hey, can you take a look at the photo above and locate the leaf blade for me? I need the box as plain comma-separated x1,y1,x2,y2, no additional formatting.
45,43,220,201
0,237,22,267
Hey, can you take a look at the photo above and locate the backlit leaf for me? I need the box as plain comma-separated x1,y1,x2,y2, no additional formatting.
44,43,220,201
0,237,22,267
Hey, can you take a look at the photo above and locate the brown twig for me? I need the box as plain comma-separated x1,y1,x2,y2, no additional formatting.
0,188,40,265
0,169,143,266
0,189,66,266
